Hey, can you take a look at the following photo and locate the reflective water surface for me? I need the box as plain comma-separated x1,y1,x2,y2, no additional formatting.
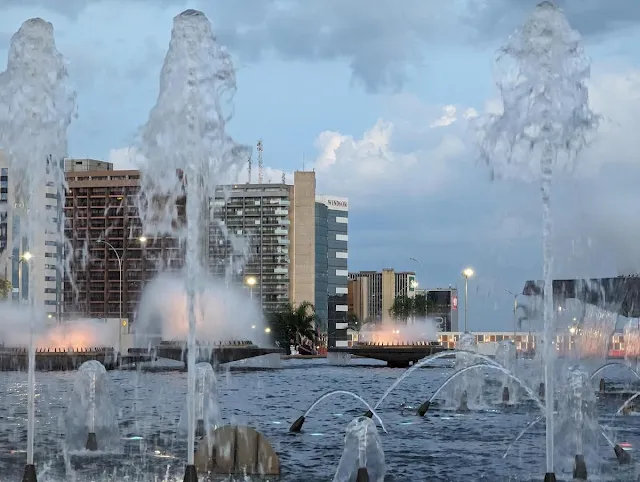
1,358,639,481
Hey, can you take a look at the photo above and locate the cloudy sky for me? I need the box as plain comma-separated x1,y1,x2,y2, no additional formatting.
1,0,639,330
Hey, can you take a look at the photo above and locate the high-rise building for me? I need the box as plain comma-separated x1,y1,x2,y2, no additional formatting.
0,150,62,318
349,269,416,321
63,166,180,321
64,158,113,172
208,171,316,314
347,276,369,324
314,195,348,347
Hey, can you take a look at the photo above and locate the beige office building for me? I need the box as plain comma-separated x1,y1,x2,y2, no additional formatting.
349,269,417,321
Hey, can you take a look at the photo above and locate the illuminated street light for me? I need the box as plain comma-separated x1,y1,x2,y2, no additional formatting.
264,327,271,334
139,236,148,243
21,252,33,261
410,280,418,289
462,267,474,333
245,276,257,300
569,326,577,335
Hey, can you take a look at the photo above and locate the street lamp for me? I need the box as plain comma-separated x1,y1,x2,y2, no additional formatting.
462,267,474,333
504,289,522,338
245,276,256,300
97,237,146,352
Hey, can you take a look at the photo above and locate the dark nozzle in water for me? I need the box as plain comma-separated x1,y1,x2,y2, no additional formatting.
538,382,545,400
502,386,510,404
195,419,206,438
573,454,587,481
599,378,606,393
542,472,556,482
85,432,98,451
417,400,430,417
457,391,469,413
363,410,373,418
356,467,369,482
183,464,198,482
22,464,37,482
614,444,632,464
289,415,305,433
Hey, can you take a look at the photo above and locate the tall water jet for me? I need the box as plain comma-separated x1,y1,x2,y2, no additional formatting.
135,9,246,481
0,18,75,481
332,417,385,482
65,361,120,452
555,365,598,480
573,304,617,359
495,340,517,404
178,362,221,441
452,333,482,409
476,1,599,477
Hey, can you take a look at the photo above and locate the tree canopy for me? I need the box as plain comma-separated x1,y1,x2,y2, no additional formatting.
268,301,318,355
389,293,434,321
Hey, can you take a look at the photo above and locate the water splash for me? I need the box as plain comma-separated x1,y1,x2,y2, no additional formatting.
0,17,75,467
332,417,385,482
65,361,121,452
178,362,221,441
495,340,518,403
135,9,247,467
303,390,387,433
476,1,599,473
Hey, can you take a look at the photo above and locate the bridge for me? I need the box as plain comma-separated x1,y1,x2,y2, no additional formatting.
0,341,282,371
328,342,451,368
128,341,282,367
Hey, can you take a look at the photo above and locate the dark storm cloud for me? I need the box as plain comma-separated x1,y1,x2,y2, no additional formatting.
3,0,639,91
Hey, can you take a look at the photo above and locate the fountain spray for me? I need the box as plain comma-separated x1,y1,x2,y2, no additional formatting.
476,2,598,478
135,10,246,481
0,18,75,482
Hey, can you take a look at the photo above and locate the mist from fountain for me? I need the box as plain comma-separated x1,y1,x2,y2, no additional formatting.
0,17,76,473
64,361,121,453
623,320,640,370
134,9,247,473
135,272,268,348
332,417,385,482
357,318,439,344
476,1,599,475
449,332,485,409
573,305,618,359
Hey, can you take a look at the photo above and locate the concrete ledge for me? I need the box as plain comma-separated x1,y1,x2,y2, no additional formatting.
328,344,451,368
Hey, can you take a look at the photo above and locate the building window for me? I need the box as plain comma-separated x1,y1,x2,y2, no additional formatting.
335,269,348,276
336,305,348,312
336,233,348,241
336,216,348,224
336,252,348,259
335,287,348,294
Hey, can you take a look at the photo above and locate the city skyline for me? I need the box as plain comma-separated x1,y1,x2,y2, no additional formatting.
0,2,639,330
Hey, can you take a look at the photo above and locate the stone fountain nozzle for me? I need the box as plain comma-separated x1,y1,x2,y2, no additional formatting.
542,473,556,482
363,410,373,418
289,415,305,432
356,467,369,482
417,400,430,417
502,386,510,404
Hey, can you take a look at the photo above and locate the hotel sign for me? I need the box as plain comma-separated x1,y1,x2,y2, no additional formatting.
327,199,348,209
316,195,348,212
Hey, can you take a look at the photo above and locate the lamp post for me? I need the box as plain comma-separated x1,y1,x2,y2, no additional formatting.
462,267,474,333
245,276,256,300
97,237,146,352
504,289,522,339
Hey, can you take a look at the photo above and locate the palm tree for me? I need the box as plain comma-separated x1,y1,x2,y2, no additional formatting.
269,301,317,355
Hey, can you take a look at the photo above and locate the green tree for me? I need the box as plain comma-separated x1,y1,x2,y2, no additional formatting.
412,293,427,318
0,278,12,300
269,301,318,355
347,312,360,331
389,294,413,322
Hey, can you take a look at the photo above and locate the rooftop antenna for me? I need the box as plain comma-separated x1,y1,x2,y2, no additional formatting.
257,139,264,184
281,172,285,184
247,152,252,184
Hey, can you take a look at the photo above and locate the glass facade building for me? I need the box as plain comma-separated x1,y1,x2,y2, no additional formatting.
315,196,349,347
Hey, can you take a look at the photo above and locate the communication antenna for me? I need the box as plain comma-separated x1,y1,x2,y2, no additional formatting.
247,152,252,184
281,172,285,184
257,140,264,184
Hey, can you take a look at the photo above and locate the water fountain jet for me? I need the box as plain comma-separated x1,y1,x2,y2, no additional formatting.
135,8,247,481
476,1,599,477
289,390,386,433
0,16,75,481
332,417,385,482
